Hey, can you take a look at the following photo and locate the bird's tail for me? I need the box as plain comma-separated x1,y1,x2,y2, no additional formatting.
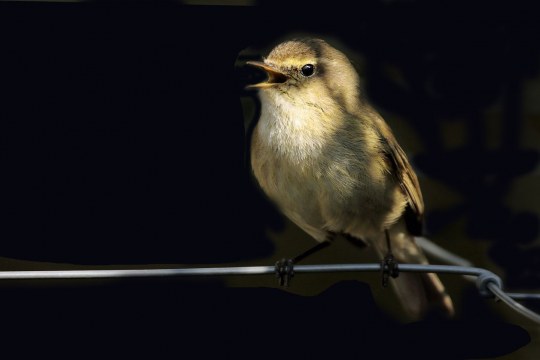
372,222,455,319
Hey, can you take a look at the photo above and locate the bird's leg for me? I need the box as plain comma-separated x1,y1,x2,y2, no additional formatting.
381,229,399,287
291,239,332,264
275,236,333,287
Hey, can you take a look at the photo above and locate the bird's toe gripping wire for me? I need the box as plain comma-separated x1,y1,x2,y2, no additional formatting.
274,239,333,287
381,254,400,287
275,258,295,287
381,229,400,287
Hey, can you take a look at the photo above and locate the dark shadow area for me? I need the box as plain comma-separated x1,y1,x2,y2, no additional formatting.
0,3,279,264
0,280,529,359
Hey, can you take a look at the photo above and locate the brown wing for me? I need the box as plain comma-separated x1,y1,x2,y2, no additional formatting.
373,115,425,235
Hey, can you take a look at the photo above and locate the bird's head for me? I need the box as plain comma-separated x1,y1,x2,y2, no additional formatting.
246,38,361,113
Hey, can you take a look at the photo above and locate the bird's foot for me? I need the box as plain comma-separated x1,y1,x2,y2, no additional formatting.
275,258,295,287
381,254,399,287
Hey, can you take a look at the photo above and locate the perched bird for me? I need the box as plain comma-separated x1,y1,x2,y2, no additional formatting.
246,38,454,318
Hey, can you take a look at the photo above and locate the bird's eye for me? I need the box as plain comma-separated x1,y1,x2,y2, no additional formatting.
300,64,315,77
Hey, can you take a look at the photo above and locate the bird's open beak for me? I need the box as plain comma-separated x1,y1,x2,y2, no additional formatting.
245,61,289,89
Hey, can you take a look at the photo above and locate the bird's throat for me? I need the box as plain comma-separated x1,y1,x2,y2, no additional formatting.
257,93,337,164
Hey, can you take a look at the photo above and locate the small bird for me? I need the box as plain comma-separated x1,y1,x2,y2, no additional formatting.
246,38,454,318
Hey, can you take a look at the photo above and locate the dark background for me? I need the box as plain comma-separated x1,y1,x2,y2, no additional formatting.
0,1,537,358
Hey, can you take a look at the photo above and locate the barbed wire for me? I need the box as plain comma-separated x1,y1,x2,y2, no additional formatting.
0,263,539,324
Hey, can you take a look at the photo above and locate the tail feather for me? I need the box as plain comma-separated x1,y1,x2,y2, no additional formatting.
371,222,455,319
390,271,454,319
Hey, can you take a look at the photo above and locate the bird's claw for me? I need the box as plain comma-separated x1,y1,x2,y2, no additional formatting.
381,254,399,287
275,258,295,287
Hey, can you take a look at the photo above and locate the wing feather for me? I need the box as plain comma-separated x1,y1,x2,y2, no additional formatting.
372,115,424,234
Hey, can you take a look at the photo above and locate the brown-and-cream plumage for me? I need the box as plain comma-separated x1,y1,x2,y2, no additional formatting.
247,38,453,318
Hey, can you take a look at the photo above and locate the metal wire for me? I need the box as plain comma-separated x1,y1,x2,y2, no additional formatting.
415,237,473,267
486,282,540,324
0,263,539,325
506,293,540,300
